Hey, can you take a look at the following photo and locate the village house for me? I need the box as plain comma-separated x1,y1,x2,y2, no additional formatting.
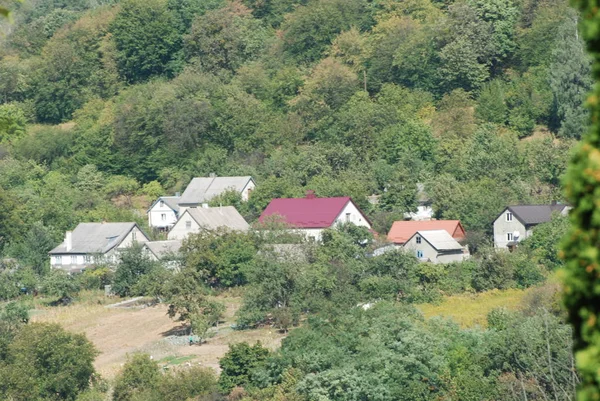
258,191,371,241
178,175,256,214
167,206,249,240
493,204,570,250
403,230,469,264
143,240,182,268
147,195,180,230
387,220,466,246
404,183,434,221
49,222,149,272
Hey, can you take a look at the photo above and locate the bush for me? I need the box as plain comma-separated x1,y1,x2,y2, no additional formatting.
218,342,270,393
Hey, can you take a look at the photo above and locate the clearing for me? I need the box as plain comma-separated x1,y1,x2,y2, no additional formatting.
417,288,528,328
31,291,286,379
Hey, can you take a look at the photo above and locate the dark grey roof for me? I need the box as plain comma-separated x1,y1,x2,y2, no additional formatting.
49,223,146,254
144,240,182,259
507,204,569,226
179,176,254,205
185,206,250,231
148,196,180,213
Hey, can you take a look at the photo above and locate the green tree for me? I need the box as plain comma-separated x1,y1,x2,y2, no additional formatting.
0,323,97,401
0,103,27,143
549,17,592,139
110,0,181,83
112,245,160,297
218,342,270,393
112,354,160,401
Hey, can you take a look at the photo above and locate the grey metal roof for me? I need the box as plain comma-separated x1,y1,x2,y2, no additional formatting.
185,206,250,231
144,240,182,259
148,196,180,213
179,176,253,205
416,230,463,251
507,204,569,226
49,223,144,254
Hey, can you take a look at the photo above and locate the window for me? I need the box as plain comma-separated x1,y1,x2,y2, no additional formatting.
161,213,166,221
417,250,424,258
345,213,351,222
71,255,77,264
506,212,513,222
507,232,513,241
416,236,422,244
186,221,192,229
55,255,62,264
132,231,137,241
84,255,91,264
159,200,164,207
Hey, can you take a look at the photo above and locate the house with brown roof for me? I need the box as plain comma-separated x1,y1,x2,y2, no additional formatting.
493,204,570,250
387,220,466,246
258,191,371,241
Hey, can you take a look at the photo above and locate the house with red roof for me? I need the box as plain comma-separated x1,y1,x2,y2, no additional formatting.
387,220,466,245
259,191,371,241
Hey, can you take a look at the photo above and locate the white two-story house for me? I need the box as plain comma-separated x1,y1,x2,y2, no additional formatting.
49,222,150,272
493,204,570,250
147,196,180,230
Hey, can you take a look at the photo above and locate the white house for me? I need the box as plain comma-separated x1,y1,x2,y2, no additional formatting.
147,196,180,230
167,206,250,241
258,191,371,242
49,222,150,272
178,176,256,214
493,204,570,250
403,230,469,264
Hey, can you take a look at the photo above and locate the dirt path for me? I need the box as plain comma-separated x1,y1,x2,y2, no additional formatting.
32,295,286,379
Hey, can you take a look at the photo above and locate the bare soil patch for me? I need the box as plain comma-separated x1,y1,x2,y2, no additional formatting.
31,293,286,379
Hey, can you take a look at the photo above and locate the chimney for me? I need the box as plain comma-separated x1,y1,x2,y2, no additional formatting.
306,190,316,199
65,231,72,252
202,203,209,209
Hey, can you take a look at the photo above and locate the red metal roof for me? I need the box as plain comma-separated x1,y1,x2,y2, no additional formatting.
259,196,354,228
387,220,465,244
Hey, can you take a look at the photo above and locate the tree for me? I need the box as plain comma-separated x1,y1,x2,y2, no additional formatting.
110,0,181,83
0,103,27,143
561,1,600,398
41,269,80,303
218,342,270,393
0,323,97,401
112,245,161,297
112,354,160,401
549,17,592,139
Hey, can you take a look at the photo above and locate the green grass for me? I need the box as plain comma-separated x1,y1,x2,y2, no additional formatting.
159,355,196,366
417,288,528,328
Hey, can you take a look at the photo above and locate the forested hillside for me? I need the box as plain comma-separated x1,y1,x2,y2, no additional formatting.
0,0,589,257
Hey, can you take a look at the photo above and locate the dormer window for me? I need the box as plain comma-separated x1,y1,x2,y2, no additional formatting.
506,212,513,222
416,236,422,244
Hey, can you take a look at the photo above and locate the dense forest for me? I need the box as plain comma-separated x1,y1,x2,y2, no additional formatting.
0,0,593,400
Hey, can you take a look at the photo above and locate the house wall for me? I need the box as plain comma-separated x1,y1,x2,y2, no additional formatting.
333,202,372,229
148,200,178,229
403,234,438,262
168,212,201,240
493,210,527,249
118,226,150,249
241,180,256,201
436,250,468,264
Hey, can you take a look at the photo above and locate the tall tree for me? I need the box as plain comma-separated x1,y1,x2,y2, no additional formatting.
549,16,592,139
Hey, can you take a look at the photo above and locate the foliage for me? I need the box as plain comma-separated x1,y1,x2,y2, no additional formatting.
219,342,270,393
112,244,161,297
112,353,160,401
0,323,98,401
561,0,600,398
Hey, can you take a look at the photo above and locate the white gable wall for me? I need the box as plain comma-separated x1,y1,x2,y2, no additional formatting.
148,201,178,229
168,211,201,240
333,201,371,229
404,234,466,264
241,180,256,201
493,210,527,249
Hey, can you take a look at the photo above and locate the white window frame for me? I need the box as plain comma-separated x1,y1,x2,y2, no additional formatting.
186,221,192,229
507,232,513,241
55,255,62,264
161,213,166,221
159,200,164,207
417,250,424,258
345,212,351,222
71,255,77,264
132,231,137,241
416,236,422,244
84,255,91,264
506,212,513,222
